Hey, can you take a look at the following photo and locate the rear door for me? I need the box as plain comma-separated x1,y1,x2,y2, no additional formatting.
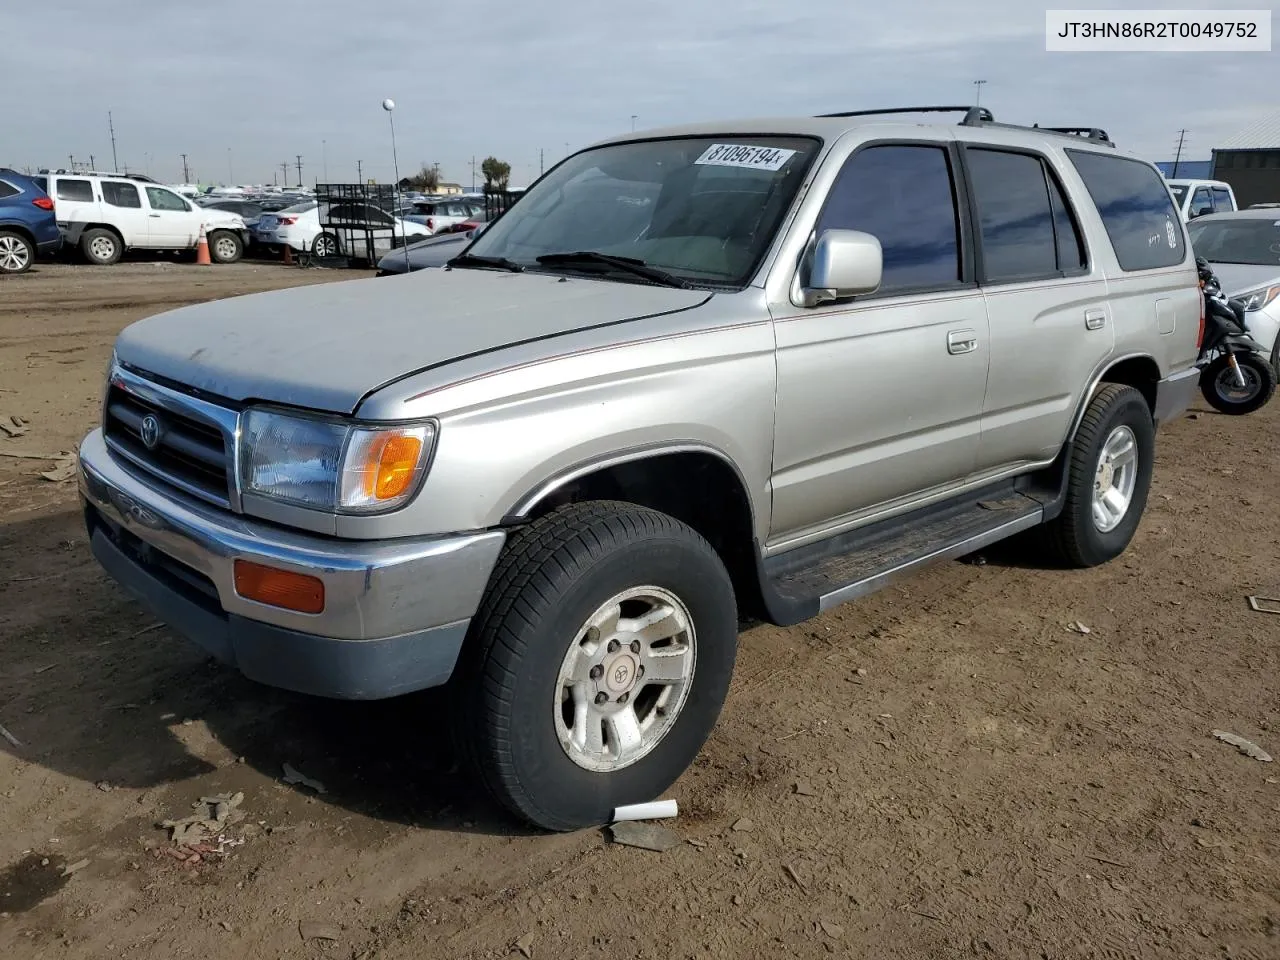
143,186,200,247
965,146,1114,472
50,176,100,227
99,180,151,246
1189,186,1214,219
1211,185,1235,214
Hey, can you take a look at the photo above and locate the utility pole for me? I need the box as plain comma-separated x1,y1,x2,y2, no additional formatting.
281,161,290,186
89,154,96,171
973,79,987,106
356,159,363,183
227,147,233,184
539,148,544,176
322,139,328,183
295,154,304,188
631,114,638,132
108,111,119,172
470,156,476,192
68,154,75,172
181,153,190,183
1172,129,1188,177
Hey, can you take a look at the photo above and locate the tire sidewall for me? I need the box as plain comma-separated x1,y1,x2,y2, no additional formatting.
1068,389,1155,565
82,230,120,265
0,231,34,274
209,230,242,264
1201,354,1274,415
498,534,736,829
313,233,336,257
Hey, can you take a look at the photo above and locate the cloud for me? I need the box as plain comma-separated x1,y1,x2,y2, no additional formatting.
4,0,1271,186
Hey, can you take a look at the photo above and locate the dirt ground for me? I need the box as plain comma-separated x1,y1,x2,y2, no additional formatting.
1,261,1278,960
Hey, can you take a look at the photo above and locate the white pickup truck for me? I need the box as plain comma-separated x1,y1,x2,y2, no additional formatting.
34,173,248,264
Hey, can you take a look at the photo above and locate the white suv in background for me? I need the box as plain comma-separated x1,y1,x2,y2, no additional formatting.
32,173,249,264
1165,178,1238,221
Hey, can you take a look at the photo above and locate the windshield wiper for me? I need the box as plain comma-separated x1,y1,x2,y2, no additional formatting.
535,251,692,289
447,253,523,272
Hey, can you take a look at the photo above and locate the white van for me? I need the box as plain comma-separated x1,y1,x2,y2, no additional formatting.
1165,178,1238,221
31,173,248,264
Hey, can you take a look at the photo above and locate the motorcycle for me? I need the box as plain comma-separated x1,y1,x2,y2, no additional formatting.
1196,256,1277,415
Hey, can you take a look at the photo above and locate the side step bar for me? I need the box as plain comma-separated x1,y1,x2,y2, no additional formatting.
756,478,1062,627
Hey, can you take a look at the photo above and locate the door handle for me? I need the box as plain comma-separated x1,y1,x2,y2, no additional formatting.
148,213,161,218
1085,308,1107,330
947,328,978,355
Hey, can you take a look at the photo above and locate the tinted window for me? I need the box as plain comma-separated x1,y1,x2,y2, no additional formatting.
0,181,19,199
145,187,189,212
1187,218,1280,267
816,145,961,292
967,149,1057,282
56,179,94,202
1211,186,1234,212
31,176,47,192
102,181,141,208
1168,184,1187,204
1067,151,1185,271
1190,188,1213,218
1048,170,1087,271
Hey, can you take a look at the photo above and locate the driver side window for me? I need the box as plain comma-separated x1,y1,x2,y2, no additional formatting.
145,187,190,212
815,145,962,294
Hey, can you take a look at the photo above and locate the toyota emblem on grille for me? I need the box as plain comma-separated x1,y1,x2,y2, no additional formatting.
139,413,164,450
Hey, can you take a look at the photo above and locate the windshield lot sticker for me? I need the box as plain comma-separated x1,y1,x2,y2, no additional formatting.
694,144,796,171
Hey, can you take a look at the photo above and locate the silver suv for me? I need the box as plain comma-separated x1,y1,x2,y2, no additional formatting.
79,107,1201,830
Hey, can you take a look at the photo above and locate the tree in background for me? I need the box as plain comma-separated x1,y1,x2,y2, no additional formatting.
481,156,511,192
409,162,441,192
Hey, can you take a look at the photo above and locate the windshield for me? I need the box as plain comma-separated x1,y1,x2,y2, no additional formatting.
1168,184,1188,204
464,135,820,287
279,200,317,215
1188,218,1280,266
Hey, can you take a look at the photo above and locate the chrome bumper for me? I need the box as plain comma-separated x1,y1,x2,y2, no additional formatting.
78,428,506,698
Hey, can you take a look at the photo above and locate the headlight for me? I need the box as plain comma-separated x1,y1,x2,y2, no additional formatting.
1236,285,1280,313
240,408,435,514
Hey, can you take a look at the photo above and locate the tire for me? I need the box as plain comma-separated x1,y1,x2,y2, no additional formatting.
451,501,738,831
80,228,122,265
1037,383,1154,568
0,230,35,275
312,232,337,258
1199,353,1276,416
208,230,243,264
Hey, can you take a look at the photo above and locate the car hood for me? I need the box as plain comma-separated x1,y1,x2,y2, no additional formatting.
114,269,712,413
376,230,479,273
202,208,246,228
1209,262,1280,297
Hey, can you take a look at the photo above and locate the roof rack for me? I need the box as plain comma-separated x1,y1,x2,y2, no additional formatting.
816,105,993,125
813,106,1115,148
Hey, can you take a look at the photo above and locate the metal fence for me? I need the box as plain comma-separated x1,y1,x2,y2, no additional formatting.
314,183,415,266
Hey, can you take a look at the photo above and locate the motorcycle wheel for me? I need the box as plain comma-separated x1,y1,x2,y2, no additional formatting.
1200,353,1277,415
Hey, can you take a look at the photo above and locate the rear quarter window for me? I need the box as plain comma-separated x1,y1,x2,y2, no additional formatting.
1066,151,1185,271
56,179,95,202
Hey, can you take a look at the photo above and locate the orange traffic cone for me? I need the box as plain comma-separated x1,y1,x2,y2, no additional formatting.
281,242,293,265
195,226,211,265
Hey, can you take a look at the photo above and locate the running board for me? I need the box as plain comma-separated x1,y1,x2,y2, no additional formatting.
756,485,1049,627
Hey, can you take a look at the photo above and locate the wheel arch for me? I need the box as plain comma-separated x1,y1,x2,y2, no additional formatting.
80,223,127,248
0,221,37,247
1066,354,1162,445
504,443,764,617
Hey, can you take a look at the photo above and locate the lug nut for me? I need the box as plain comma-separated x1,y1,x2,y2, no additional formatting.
617,692,629,704
594,692,609,705
589,665,603,680
629,640,641,654
607,639,620,654
636,665,645,679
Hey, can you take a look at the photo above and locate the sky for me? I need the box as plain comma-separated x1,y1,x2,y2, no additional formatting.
5,0,1275,188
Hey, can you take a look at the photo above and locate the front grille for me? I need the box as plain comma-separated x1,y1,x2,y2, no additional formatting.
104,383,233,507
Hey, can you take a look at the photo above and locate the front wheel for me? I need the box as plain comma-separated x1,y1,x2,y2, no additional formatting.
1200,353,1276,415
312,232,337,258
451,502,738,831
208,230,243,264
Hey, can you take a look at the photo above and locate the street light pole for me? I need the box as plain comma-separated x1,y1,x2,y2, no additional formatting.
631,114,638,132
383,98,409,272
973,79,987,106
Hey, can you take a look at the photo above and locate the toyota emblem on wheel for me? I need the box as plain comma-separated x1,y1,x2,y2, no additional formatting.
613,664,630,686
139,414,163,450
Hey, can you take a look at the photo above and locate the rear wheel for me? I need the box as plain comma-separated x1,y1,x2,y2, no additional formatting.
81,228,122,265
208,230,243,264
451,502,738,831
312,232,337,257
1200,353,1276,415
1037,383,1154,568
0,230,34,275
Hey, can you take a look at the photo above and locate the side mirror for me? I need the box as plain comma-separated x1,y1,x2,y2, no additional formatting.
799,229,883,307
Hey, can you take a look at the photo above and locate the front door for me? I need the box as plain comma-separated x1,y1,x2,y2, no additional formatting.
770,143,991,548
144,186,200,247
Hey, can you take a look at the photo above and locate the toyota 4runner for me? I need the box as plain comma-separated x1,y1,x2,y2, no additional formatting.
79,106,1202,830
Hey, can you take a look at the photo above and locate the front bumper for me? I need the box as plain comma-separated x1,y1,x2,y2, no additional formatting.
1153,366,1201,425
78,428,506,699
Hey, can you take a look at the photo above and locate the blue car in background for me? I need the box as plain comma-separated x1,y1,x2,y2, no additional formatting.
0,168,61,274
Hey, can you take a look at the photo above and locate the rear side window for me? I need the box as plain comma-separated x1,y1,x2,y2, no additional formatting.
817,144,961,293
0,181,20,199
56,179,94,202
31,176,47,192
102,181,141,208
1211,186,1234,212
1067,151,1185,271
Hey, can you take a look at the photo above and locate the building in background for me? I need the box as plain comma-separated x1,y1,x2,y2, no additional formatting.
1155,160,1212,179
1211,111,1280,207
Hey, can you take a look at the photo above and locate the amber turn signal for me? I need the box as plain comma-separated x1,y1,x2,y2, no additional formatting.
365,434,423,501
233,559,325,614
